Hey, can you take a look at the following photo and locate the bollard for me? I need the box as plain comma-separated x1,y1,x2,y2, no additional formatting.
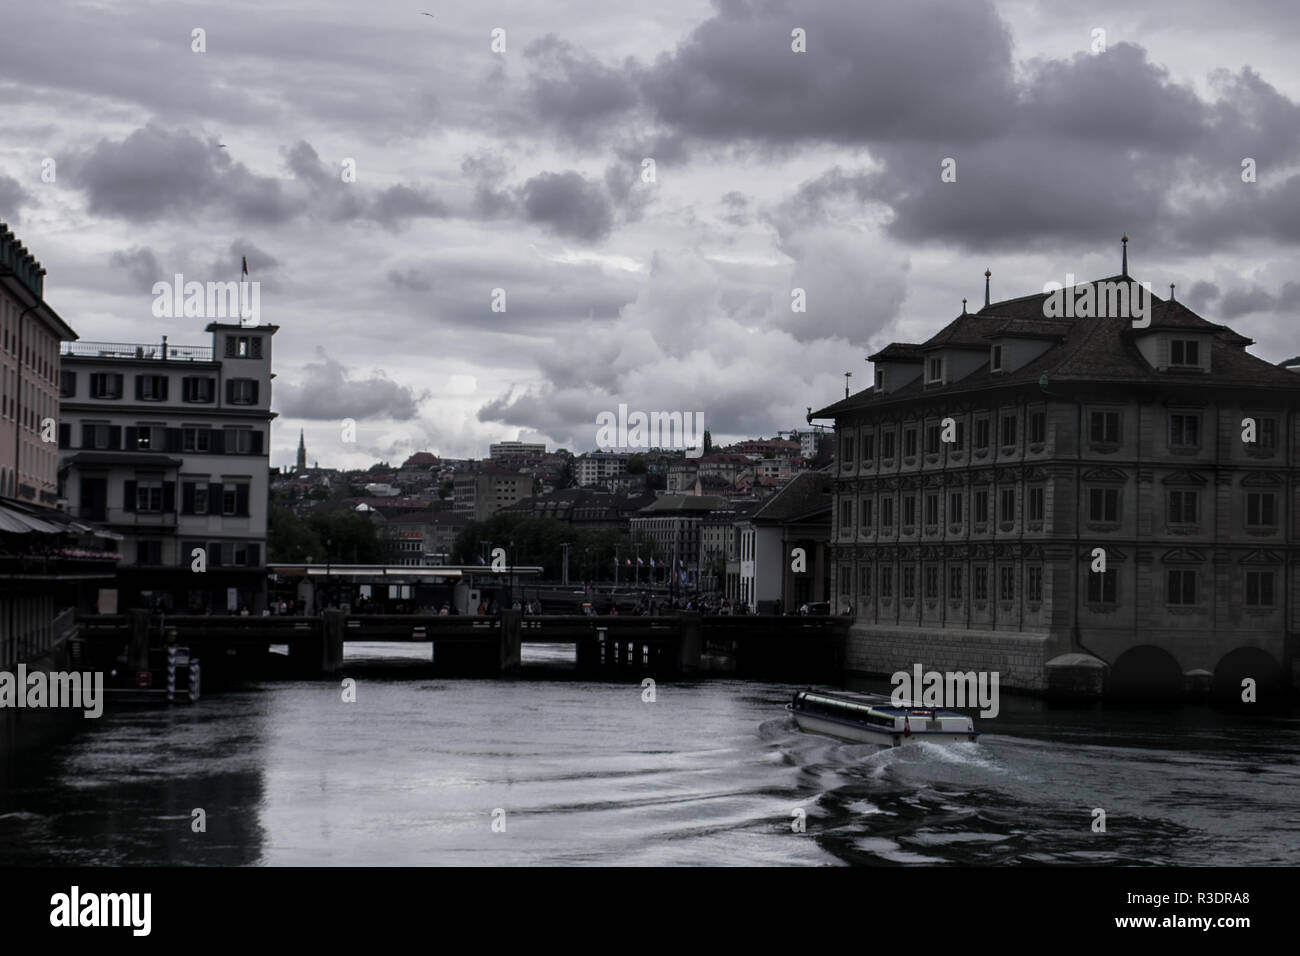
188,659,201,702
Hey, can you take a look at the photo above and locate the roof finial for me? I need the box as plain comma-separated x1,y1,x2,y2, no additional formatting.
1169,283,1175,302
984,269,991,308
961,297,968,315
1121,233,1129,277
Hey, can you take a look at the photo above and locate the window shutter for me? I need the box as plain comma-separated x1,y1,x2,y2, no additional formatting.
123,480,137,512
159,377,169,401
251,430,263,455
236,483,250,516
209,482,223,515
246,542,261,567
226,379,235,404
210,429,225,454
124,426,137,449
225,337,237,358
81,423,94,448
58,423,70,448
134,376,143,400
182,482,195,515
163,481,175,513
250,381,259,404
108,425,122,449
166,428,183,452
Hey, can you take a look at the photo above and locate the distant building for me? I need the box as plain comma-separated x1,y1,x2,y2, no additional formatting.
575,451,628,487
490,441,546,459
736,469,832,612
453,466,531,522
296,428,306,472
629,494,725,581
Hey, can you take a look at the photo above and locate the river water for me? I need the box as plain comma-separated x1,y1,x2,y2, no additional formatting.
2,643,1298,866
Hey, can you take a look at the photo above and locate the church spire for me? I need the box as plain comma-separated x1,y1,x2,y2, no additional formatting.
297,429,307,472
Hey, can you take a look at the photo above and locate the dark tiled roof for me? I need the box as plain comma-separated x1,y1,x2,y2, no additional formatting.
751,469,833,524
813,273,1300,418
867,342,925,362
636,494,726,514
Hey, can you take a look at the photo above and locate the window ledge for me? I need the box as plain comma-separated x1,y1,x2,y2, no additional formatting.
1086,522,1121,532
1089,442,1120,454
1085,603,1119,613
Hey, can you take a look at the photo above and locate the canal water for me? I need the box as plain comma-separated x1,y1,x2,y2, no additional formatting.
2,643,1298,865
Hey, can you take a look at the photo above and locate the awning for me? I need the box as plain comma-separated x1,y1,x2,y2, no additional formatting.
0,502,64,534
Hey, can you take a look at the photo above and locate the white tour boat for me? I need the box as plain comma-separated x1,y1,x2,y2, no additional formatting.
787,688,978,746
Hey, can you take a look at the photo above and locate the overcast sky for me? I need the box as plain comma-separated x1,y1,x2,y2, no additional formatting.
3,0,1298,470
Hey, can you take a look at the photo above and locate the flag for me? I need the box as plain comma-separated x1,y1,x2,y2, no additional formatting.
476,553,485,565
241,255,249,277
625,558,632,566
637,556,644,567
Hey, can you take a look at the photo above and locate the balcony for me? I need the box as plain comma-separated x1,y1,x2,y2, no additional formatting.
61,340,213,362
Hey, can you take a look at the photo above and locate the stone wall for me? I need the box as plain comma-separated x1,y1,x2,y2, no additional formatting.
845,623,1064,692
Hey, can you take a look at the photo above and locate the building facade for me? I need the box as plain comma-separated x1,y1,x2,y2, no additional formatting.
59,322,277,612
811,264,1300,694
452,467,531,522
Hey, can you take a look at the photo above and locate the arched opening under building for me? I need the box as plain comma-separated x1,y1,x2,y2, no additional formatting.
1105,645,1184,706
1212,647,1287,712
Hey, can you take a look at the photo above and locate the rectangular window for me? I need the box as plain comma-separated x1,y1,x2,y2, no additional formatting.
948,566,962,601
1170,414,1200,448
226,335,263,359
1087,570,1117,604
1000,414,1017,448
999,487,1016,522
879,567,893,599
193,483,209,515
89,373,123,399
975,418,990,450
842,437,855,463
1245,570,1274,607
1258,418,1278,450
136,375,168,401
881,431,896,460
949,491,963,524
1028,486,1044,522
59,370,76,397
136,540,163,565
1246,492,1276,528
990,345,1003,371
228,378,258,405
840,566,852,594
1167,568,1197,605
903,494,917,526
903,428,918,458
840,499,853,529
1027,566,1043,602
924,493,939,525
924,566,939,599
881,497,894,528
860,499,873,531
861,434,874,465
1170,339,1200,366
860,564,872,599
925,424,941,454
183,427,213,453
135,424,165,451
1168,490,1198,524
950,420,965,451
1090,411,1120,444
974,567,988,601
1030,412,1046,444
225,427,254,454
223,486,238,516
183,377,215,403
136,479,164,512
1089,488,1119,523
928,357,942,383
902,567,916,599
974,489,989,524
998,566,1015,601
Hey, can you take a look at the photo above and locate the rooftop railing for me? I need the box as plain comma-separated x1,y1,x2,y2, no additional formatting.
61,340,213,362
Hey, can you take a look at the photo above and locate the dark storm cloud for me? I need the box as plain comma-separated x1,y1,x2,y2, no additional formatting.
520,170,613,242
524,35,639,145
276,352,427,421
0,175,32,220
1184,281,1220,312
637,0,1016,147
387,269,432,292
107,246,162,293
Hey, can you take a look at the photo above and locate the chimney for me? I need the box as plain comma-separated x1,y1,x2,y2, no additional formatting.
1169,283,1175,302
1121,233,1129,277
984,269,991,308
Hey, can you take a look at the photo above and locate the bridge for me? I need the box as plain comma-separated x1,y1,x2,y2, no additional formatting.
74,610,850,686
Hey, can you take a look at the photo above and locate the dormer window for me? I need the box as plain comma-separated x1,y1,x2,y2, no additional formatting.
990,345,1003,371
875,369,884,392
1170,339,1199,367
927,357,943,384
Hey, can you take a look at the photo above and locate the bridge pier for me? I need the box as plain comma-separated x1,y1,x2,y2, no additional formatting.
677,612,701,676
128,608,150,672
499,610,521,675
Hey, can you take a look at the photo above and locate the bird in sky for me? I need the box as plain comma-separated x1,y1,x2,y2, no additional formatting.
420,11,435,17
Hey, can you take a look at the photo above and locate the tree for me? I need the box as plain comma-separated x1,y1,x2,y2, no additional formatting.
268,503,325,563
438,479,454,500
626,454,647,475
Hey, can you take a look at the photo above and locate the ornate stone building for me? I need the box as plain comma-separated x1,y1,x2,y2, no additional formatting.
811,257,1300,698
